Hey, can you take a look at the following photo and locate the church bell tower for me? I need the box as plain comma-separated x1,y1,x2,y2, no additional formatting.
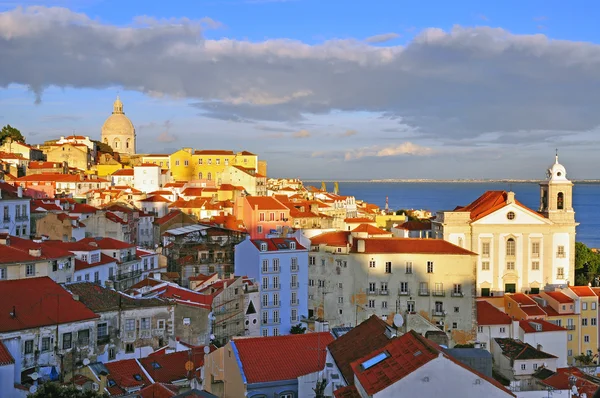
539,152,575,224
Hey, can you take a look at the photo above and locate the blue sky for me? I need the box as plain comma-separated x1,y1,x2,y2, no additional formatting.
1,1,600,179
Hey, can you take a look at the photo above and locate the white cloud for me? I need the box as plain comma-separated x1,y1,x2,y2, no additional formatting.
365,32,400,43
343,142,433,160
292,129,311,138
341,129,357,137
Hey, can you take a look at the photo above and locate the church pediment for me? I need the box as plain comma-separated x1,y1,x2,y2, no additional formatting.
472,203,551,226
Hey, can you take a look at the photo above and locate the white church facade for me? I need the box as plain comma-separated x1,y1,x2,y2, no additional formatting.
432,155,577,296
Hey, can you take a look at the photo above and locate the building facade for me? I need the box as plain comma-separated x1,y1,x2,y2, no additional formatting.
101,96,136,155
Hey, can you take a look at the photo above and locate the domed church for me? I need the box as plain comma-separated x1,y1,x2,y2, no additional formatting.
101,96,136,155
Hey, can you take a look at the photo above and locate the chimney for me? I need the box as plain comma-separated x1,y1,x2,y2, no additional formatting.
29,248,42,257
72,294,80,301
357,239,365,253
474,342,481,349
0,235,9,245
17,186,22,198
506,191,515,205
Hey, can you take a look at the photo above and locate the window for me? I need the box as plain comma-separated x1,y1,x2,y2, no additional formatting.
97,323,108,339
26,264,35,276
338,297,343,304
126,343,135,353
24,340,34,355
369,282,376,293
41,337,51,352
568,334,573,341
273,276,279,289
532,261,540,270
557,245,565,258
557,192,564,210
592,318,597,326
63,332,72,349
399,282,408,294
273,310,279,322
291,308,297,321
78,329,90,345
593,302,597,310
94,271,100,283
368,300,375,308
338,282,343,289
208,159,212,165
270,212,275,221
500,327,506,333
262,277,268,290
477,326,483,333
454,306,460,313
584,335,590,343
308,279,314,287
207,172,212,180
568,349,573,357
262,329,268,337
452,322,458,329
506,261,515,271
309,256,315,265
85,273,90,281
198,158,203,165
259,212,265,222
506,238,515,256
427,261,434,273
507,211,516,220
453,284,462,296
385,262,392,273
125,319,135,331
273,258,280,272
0,267,5,280
382,301,388,309
583,302,588,310
482,242,490,257
381,282,388,292
258,226,263,234
582,318,588,326
419,282,428,295
407,301,415,312
273,292,279,306
481,261,490,271
339,309,343,315
532,242,540,258
405,262,413,274
521,364,526,370
557,267,565,279
262,294,268,307
141,318,150,330
369,260,376,268
290,257,298,270
175,160,180,166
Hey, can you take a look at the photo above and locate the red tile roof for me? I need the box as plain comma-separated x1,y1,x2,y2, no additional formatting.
0,277,99,333
111,168,134,176
519,319,567,333
74,253,116,271
140,195,172,203
181,188,204,197
137,383,178,398
245,196,288,211
544,291,574,304
350,238,476,255
540,367,600,397
70,203,99,213
509,293,538,306
398,220,432,231
351,224,392,235
0,340,15,366
344,217,375,223
250,237,306,251
569,286,598,297
233,332,333,383
27,161,64,169
352,331,515,396
476,301,512,326
139,346,217,384
80,237,134,250
333,385,361,398
156,285,213,308
105,359,151,395
328,315,394,385
454,190,543,222
194,150,234,155
494,338,557,360
310,231,350,246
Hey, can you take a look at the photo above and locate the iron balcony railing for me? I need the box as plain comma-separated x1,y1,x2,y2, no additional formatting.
264,300,280,308
367,289,379,295
566,325,576,330
398,289,410,296
431,310,446,317
290,299,299,306
451,291,464,297
379,289,389,295
418,289,430,296
432,290,445,297
290,282,299,289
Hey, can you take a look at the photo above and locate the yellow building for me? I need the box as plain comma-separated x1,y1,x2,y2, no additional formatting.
191,149,235,185
563,286,599,360
169,148,194,181
142,154,170,169
44,143,91,171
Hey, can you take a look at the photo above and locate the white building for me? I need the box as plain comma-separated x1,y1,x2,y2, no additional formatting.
0,183,30,238
517,319,568,368
110,168,134,186
476,300,515,351
134,163,163,193
242,277,260,337
433,155,578,296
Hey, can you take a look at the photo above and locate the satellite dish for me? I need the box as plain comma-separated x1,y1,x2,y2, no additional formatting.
203,346,210,354
29,385,38,394
210,334,215,340
572,386,579,395
30,372,39,381
83,358,90,366
393,314,404,328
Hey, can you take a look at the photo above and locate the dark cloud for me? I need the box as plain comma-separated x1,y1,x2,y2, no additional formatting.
1,7,600,148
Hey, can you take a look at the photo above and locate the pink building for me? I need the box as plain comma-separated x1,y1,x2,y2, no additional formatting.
242,196,291,239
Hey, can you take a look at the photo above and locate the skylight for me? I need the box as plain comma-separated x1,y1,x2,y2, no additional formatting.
361,351,390,370
133,374,143,381
151,362,162,369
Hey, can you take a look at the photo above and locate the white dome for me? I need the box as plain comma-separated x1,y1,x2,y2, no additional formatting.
101,96,136,154
547,154,568,182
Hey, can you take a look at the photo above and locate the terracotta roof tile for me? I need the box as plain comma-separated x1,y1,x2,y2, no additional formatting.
344,217,375,223
250,237,306,251
80,237,135,250
140,195,172,203
569,286,598,297
398,220,432,231
540,367,600,397
328,315,393,385
105,359,151,394
351,224,392,235
74,253,116,271
519,319,567,333
66,282,169,312
233,332,333,383
350,238,476,255
111,169,134,176
0,277,99,333
476,301,512,325
333,385,361,398
544,291,574,304
0,340,15,366
194,150,234,155
455,190,543,222
139,345,217,384
495,338,557,360
508,293,538,306
245,196,288,211
137,383,178,398
310,231,350,246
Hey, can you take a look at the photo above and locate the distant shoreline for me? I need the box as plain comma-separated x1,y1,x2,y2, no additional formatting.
302,179,600,184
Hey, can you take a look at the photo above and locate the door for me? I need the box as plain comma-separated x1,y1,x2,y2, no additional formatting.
505,283,516,293
481,288,490,297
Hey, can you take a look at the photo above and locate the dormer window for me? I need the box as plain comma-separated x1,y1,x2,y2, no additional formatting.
290,242,296,250
260,243,267,252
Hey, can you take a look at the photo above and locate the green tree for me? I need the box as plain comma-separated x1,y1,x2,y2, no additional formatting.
92,140,113,154
313,378,327,398
574,353,596,366
28,382,109,397
0,124,25,145
290,324,307,334
575,242,600,285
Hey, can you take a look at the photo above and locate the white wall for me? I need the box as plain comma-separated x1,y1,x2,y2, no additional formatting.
134,166,162,193
519,329,568,368
371,355,513,398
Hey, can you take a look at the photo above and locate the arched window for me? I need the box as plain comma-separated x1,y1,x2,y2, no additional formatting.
198,172,203,180
114,139,120,149
207,172,212,181
126,139,130,149
557,192,564,210
506,238,515,257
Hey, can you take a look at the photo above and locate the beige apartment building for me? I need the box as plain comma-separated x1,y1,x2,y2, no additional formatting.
308,230,478,344
433,155,577,296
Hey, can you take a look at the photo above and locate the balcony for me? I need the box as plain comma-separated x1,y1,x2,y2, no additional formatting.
431,310,446,317
139,330,151,339
262,284,281,291
262,268,280,274
291,265,299,272
451,292,464,297
290,316,299,323
432,290,445,297
398,289,410,296
367,289,379,296
379,290,389,296
566,325,576,330
290,299,299,306
418,289,430,296
261,318,281,325
290,282,299,289
109,269,142,281
265,300,280,308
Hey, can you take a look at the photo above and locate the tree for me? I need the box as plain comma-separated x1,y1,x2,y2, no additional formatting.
0,124,25,145
575,242,600,285
92,139,113,154
313,378,327,398
28,382,109,397
574,353,596,366
290,324,306,334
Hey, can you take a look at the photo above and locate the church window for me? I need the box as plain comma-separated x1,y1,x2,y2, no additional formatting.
506,238,515,257
532,242,540,258
532,261,539,270
506,211,515,220
481,261,490,271
557,192,564,210
557,246,565,258
481,242,490,257
126,139,130,149
207,172,212,180
198,172,203,179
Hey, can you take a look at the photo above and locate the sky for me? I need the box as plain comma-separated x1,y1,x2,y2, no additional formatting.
1,1,600,179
